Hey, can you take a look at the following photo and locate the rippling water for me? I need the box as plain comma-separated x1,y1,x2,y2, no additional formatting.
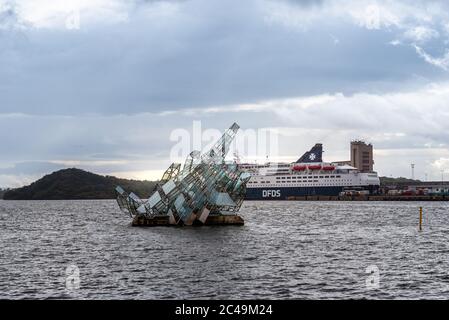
1,199,449,299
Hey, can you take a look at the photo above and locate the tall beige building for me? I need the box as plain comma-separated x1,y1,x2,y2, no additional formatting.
350,141,374,172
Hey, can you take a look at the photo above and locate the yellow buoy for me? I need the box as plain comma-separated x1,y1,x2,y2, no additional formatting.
419,207,423,232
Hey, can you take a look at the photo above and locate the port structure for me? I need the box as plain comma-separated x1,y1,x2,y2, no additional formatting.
115,123,251,226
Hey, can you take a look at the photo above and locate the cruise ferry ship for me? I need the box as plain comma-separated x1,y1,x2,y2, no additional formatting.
239,144,380,200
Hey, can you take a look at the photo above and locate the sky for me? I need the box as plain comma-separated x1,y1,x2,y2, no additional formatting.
2,0,449,187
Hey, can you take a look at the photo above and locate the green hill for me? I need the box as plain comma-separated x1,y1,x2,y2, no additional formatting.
3,168,157,200
379,176,421,186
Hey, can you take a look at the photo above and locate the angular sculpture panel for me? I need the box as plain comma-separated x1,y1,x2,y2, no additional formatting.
115,123,250,226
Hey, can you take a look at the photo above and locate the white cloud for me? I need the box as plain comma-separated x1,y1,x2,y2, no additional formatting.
265,0,440,32
171,83,449,143
413,45,449,71
389,39,401,46
3,0,131,29
262,0,326,31
0,174,41,188
404,26,439,43
109,169,166,181
347,3,400,30
3,80,449,185
265,1,449,70
168,94,339,115
432,157,449,170
178,82,449,178
49,159,129,167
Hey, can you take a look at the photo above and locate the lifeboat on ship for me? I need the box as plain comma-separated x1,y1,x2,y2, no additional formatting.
322,165,336,171
308,165,322,170
292,165,307,171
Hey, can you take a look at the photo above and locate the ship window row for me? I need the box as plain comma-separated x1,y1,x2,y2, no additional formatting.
248,183,355,187
250,178,353,183
276,175,341,180
248,180,355,185
290,174,343,178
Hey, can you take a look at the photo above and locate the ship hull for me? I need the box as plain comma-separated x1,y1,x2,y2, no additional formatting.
245,186,377,200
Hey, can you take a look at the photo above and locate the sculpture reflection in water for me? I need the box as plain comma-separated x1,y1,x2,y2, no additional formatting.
115,123,251,226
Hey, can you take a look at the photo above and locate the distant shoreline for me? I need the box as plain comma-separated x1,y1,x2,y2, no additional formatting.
2,167,440,202
285,195,449,201
2,197,449,202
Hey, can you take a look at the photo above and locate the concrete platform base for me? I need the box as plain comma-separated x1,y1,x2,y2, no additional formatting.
131,214,244,227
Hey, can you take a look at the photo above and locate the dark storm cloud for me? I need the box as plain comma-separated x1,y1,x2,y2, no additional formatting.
0,0,446,116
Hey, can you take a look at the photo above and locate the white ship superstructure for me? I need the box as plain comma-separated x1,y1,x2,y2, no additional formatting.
240,144,380,200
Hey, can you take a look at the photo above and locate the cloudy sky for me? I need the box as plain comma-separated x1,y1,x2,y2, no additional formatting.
1,0,449,187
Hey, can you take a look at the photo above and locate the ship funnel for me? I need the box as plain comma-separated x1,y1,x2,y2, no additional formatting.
296,143,323,163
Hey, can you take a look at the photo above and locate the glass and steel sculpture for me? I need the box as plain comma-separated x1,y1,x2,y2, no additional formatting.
115,123,251,226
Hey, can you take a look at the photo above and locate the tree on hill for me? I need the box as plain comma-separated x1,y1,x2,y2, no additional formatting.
3,168,158,200
379,176,422,186
0,188,9,199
